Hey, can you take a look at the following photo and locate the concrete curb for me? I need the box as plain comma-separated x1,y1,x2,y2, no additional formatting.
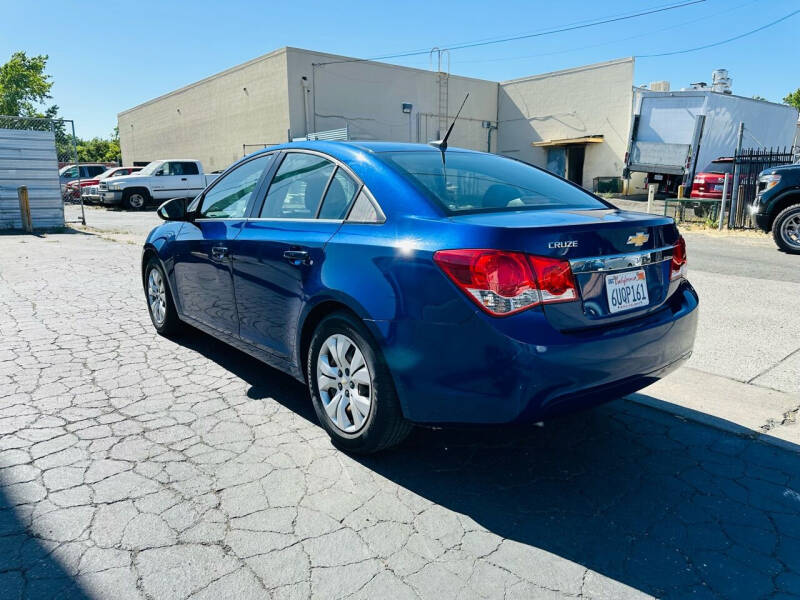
625,394,800,454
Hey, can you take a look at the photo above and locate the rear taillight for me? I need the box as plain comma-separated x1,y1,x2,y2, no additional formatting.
433,249,577,316
670,235,687,281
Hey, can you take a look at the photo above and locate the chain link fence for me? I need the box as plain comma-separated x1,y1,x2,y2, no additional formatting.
0,115,84,226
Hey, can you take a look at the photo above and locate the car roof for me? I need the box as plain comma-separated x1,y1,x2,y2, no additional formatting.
249,140,480,161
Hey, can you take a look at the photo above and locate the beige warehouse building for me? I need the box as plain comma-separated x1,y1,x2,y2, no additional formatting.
119,47,634,190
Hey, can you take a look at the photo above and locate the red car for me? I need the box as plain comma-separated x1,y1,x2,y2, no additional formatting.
690,158,733,199
65,166,143,200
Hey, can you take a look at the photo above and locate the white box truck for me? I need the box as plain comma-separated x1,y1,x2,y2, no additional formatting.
623,90,798,195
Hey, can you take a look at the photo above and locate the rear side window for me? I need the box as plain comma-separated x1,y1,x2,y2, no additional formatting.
318,168,358,219
180,162,199,175
347,190,384,223
260,153,335,219
378,151,606,214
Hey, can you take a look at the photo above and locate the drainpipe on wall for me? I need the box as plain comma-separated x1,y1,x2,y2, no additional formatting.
301,76,310,137
482,121,497,153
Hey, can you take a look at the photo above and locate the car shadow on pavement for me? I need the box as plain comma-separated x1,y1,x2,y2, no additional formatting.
174,327,316,422
175,327,800,598
359,401,800,598
0,487,91,599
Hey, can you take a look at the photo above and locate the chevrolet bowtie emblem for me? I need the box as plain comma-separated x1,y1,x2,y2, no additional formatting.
627,232,649,247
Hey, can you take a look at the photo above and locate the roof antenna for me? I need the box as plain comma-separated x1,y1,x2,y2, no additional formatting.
429,93,469,162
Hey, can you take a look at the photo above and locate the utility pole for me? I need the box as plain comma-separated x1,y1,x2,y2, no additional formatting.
728,122,744,228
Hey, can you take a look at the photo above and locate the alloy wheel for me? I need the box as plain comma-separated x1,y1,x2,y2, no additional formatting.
316,334,372,433
780,212,800,249
147,268,167,325
129,193,145,209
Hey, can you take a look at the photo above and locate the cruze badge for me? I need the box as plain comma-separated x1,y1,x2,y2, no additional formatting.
548,240,578,249
627,232,649,247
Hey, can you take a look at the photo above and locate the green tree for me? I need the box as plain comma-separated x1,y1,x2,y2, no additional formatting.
76,131,120,163
783,88,800,111
0,51,56,117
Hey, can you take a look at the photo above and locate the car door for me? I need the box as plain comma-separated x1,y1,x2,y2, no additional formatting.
171,153,276,335
231,151,360,360
177,161,206,196
151,161,187,200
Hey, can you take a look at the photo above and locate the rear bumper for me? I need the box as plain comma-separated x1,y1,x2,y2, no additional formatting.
374,282,698,424
689,191,722,199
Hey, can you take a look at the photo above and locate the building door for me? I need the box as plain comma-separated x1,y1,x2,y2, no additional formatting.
566,145,585,186
546,147,566,177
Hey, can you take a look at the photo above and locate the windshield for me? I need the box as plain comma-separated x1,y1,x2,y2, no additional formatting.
701,161,734,174
377,151,606,214
138,161,163,176
96,169,118,181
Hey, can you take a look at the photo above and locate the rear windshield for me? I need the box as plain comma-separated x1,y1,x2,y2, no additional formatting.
377,151,606,214
701,161,734,174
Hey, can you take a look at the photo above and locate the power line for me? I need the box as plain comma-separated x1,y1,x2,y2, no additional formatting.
314,0,706,66
444,0,706,52
448,0,756,66
637,8,800,57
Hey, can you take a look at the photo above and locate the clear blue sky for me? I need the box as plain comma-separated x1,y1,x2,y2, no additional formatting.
2,0,797,139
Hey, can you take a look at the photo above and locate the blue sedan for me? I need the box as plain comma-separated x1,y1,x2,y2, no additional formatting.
142,141,698,453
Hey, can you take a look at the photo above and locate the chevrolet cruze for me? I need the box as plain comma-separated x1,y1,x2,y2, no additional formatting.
142,141,698,453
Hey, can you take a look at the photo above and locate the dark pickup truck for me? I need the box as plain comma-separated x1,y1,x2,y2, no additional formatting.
751,162,800,253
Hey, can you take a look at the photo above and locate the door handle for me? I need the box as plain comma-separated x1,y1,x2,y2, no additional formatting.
211,246,229,261
181,177,188,181
283,249,310,265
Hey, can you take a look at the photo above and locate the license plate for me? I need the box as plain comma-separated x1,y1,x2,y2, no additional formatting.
606,270,649,314
653,174,663,181
712,184,723,191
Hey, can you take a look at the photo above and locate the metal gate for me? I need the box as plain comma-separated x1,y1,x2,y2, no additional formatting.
0,115,83,228
730,146,796,228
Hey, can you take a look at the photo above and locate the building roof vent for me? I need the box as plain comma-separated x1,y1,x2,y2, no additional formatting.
711,69,732,94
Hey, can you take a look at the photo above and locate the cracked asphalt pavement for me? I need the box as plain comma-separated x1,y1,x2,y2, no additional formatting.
2,226,800,599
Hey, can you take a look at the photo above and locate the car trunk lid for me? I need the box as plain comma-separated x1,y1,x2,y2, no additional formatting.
449,208,681,330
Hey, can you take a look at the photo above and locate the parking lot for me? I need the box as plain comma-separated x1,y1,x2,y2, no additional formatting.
1,206,799,599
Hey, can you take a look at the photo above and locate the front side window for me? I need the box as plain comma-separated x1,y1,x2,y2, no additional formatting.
260,153,335,219
161,162,181,176
378,151,607,214
199,154,274,219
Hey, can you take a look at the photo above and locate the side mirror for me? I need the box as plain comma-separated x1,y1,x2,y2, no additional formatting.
157,197,189,221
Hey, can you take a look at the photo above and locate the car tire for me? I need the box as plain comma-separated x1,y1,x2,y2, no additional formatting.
772,203,800,254
307,311,412,454
143,257,182,336
123,189,149,211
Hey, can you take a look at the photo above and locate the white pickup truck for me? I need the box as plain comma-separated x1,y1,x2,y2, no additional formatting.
99,159,220,210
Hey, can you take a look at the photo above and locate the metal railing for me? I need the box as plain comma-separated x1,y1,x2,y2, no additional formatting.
729,146,796,228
